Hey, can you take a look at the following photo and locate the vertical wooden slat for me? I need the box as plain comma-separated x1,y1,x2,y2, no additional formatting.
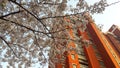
84,45,101,68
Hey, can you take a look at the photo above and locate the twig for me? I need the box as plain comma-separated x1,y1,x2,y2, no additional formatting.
106,1,120,7
12,43,32,53
0,10,23,18
33,32,47,61
43,2,60,5
0,36,18,58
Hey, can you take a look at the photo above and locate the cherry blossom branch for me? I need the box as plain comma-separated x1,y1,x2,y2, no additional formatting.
40,12,84,20
8,0,49,32
0,18,48,35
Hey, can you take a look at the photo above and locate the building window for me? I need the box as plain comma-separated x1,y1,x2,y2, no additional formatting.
72,64,77,68
71,54,75,60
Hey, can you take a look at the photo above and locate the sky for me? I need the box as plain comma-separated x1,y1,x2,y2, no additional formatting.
86,0,120,32
68,0,120,32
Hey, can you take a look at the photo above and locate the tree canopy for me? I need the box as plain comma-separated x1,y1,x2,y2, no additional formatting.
0,0,109,68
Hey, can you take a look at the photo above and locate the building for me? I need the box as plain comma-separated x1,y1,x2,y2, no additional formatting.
106,25,120,59
51,13,120,68
108,24,120,38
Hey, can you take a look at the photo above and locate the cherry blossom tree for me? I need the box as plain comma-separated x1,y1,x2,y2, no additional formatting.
0,0,109,67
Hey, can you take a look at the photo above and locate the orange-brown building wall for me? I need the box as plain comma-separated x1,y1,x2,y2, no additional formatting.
83,45,101,68
105,34,120,59
86,22,119,68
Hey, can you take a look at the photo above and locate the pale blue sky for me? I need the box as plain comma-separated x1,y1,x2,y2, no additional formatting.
87,0,120,32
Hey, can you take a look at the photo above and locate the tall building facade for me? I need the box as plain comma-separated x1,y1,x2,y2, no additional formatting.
51,14,120,68
106,25,120,59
